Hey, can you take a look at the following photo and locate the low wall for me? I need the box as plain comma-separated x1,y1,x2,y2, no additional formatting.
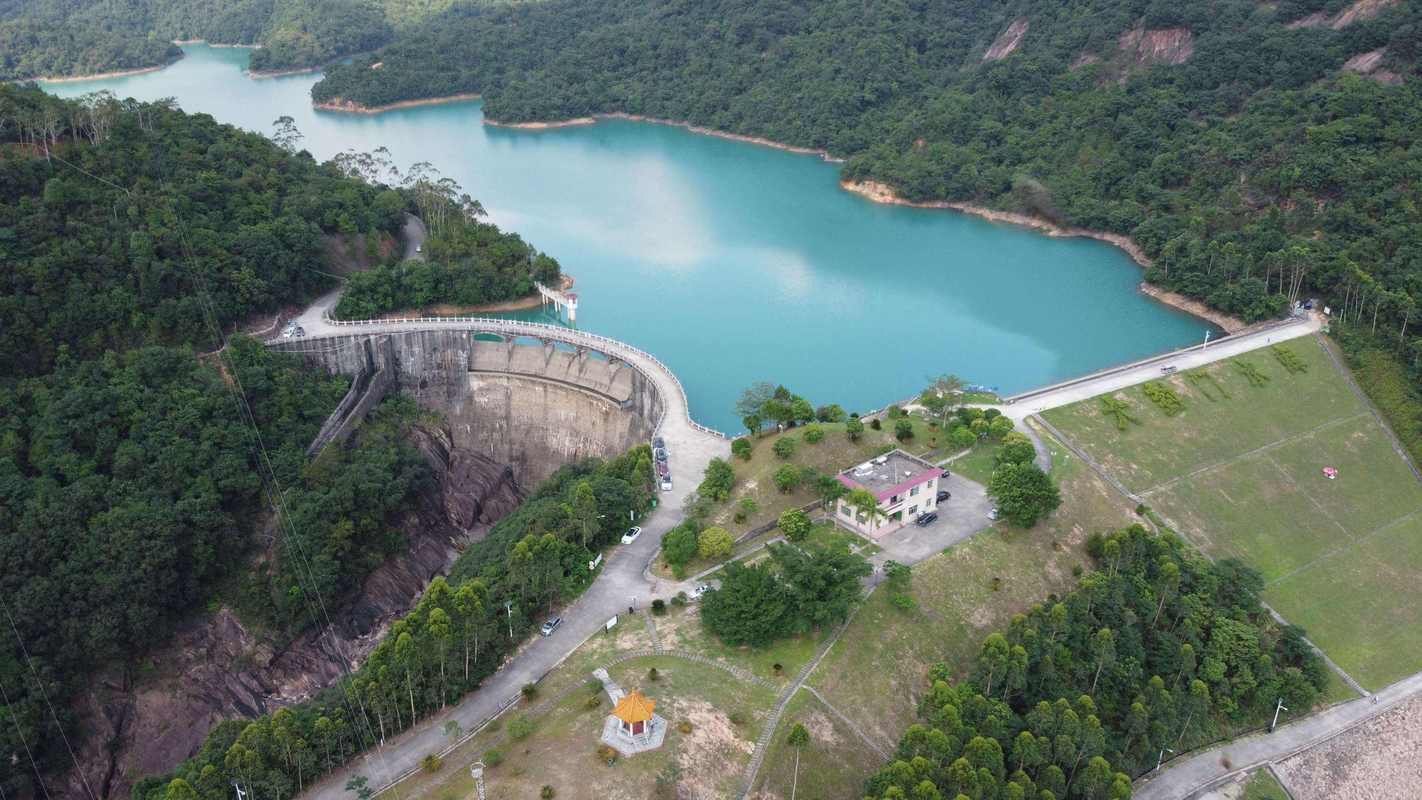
272,330,664,484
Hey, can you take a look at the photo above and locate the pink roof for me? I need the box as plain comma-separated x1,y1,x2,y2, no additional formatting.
837,468,940,502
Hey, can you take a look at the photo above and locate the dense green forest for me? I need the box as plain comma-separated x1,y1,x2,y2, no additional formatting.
134,447,656,800
312,0,1422,380
332,169,562,318
0,0,494,79
864,525,1327,800
0,85,431,797
0,85,405,377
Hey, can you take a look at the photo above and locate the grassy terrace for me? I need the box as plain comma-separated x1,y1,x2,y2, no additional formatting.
706,413,952,538
796,428,1139,769
1042,336,1422,691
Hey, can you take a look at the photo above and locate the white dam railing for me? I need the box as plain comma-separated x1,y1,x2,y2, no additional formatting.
308,314,729,439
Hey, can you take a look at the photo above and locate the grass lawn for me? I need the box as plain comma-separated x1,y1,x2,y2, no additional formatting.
752,689,886,800
397,651,776,800
1041,338,1360,493
946,439,1001,485
655,603,829,685
806,444,1137,751
1042,335,1422,691
1241,768,1290,800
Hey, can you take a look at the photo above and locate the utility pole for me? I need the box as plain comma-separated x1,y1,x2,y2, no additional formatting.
1270,697,1288,732
232,780,248,800
505,600,514,639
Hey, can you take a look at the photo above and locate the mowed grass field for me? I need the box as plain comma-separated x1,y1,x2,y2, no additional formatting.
1042,336,1422,690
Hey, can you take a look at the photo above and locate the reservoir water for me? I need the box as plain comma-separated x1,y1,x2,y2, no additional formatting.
46,44,1213,433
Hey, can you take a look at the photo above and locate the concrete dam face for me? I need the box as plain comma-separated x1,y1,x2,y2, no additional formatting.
272,329,664,485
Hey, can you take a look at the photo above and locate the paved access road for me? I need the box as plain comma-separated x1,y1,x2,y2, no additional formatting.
1136,670,1422,799
1003,313,1322,419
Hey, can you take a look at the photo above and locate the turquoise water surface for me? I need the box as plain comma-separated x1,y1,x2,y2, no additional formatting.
46,44,1213,432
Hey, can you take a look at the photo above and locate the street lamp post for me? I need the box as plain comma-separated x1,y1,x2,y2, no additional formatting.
1270,697,1289,732
505,600,514,639
1155,746,1175,771
1202,330,1212,350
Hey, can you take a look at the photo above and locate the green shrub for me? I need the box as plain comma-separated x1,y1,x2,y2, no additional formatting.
1272,345,1308,373
803,424,824,444
420,755,443,773
731,437,753,460
482,749,504,767
773,436,797,459
1232,358,1271,387
521,683,538,700
651,598,666,615
1099,396,1141,430
508,716,535,740
1142,381,1185,416
869,417,882,430
541,785,556,799
697,526,734,559
894,419,914,440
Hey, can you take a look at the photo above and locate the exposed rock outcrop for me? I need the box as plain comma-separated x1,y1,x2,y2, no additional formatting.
1286,0,1400,29
1342,47,1403,85
984,18,1029,61
1118,26,1194,68
57,422,522,800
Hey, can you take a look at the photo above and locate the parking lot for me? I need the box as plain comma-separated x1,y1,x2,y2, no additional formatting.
870,472,994,565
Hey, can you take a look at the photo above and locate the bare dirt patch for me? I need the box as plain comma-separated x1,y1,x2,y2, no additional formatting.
984,18,1029,61
1118,27,1195,67
1274,692,1422,799
800,709,842,746
674,699,754,798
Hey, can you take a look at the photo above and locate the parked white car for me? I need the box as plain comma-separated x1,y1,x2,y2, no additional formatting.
660,477,673,492
621,526,643,544
540,617,562,636
690,584,712,600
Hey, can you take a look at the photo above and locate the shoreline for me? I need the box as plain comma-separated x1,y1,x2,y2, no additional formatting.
172,39,260,49
372,274,575,319
314,93,481,114
839,179,1247,332
32,57,180,83
485,112,845,162
249,66,322,80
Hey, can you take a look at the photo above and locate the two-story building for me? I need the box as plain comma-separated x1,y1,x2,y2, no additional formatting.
833,449,943,538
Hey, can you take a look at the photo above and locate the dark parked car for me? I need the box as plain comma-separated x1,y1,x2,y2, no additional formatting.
654,447,668,462
915,512,938,526
936,490,951,502
940,469,951,478
653,436,665,449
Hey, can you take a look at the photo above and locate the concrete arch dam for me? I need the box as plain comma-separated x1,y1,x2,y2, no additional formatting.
268,321,712,485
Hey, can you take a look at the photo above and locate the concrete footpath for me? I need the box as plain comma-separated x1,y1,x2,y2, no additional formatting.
1136,671,1422,799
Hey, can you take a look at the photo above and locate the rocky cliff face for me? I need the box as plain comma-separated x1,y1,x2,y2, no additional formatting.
57,422,522,800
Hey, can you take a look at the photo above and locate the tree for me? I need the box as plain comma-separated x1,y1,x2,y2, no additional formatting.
772,544,871,632
844,488,884,528
698,458,735,502
987,464,1061,528
950,427,977,450
661,522,699,573
697,526,734,559
736,382,776,422
788,723,811,800
774,436,798,459
774,464,804,493
895,419,914,441
816,404,847,423
996,433,1036,468
732,437,753,460
778,509,812,542
814,474,848,508
988,416,1014,439
700,562,791,647
846,417,866,441
803,424,825,444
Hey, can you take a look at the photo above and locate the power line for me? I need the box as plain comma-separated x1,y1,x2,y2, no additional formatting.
0,673,53,800
0,598,97,800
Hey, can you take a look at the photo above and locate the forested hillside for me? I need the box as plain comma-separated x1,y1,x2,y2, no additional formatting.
0,0,489,80
134,448,657,800
0,84,429,798
865,525,1327,799
313,0,1422,387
